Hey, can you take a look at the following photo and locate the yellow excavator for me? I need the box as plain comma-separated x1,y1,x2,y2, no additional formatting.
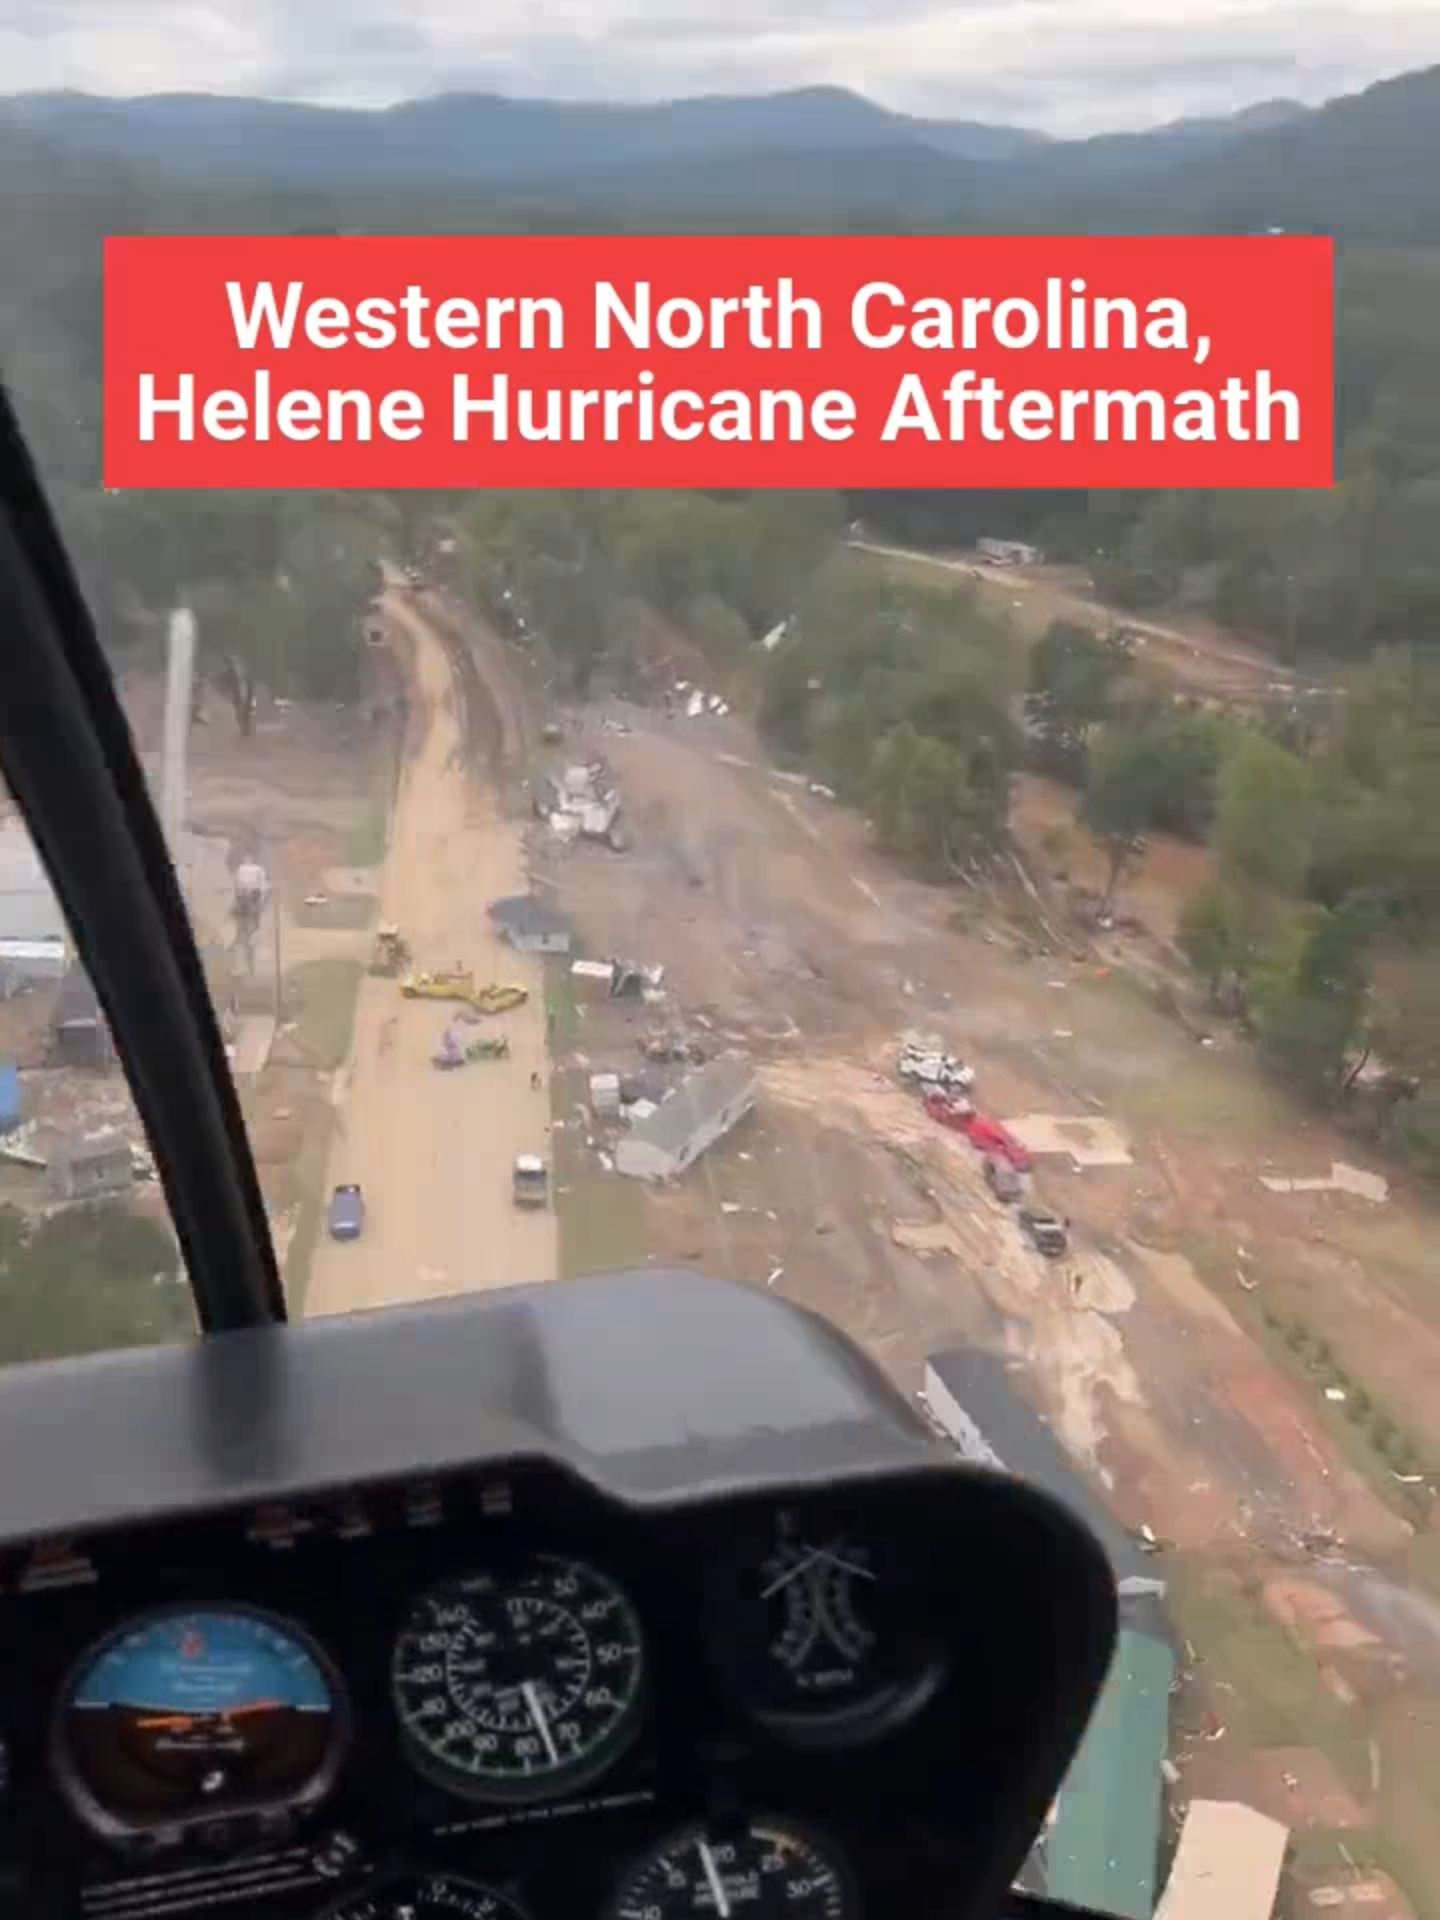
400,966,478,1004
400,968,528,1014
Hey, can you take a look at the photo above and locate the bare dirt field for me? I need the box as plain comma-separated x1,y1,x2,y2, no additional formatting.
519,680,1440,1918
304,586,556,1318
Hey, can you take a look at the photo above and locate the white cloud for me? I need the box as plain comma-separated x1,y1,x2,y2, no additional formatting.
0,0,1437,134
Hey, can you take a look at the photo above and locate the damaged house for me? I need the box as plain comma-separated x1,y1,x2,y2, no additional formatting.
614,1055,756,1182
489,895,576,957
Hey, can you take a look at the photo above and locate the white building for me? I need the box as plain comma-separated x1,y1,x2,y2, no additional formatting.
614,1056,756,1182
1155,1801,1288,1920
978,537,1043,567
0,824,68,990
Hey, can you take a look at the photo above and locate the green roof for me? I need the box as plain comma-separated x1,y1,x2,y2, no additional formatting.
1043,1627,1174,1920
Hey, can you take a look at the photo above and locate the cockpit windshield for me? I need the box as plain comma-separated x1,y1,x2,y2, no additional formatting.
4,14,1440,1920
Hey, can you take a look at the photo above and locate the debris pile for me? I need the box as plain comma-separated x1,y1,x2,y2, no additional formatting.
895,1031,976,1095
667,681,731,721
641,1030,708,1065
537,762,626,851
568,958,666,1004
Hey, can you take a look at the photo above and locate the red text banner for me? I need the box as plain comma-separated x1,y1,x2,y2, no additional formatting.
103,233,1334,490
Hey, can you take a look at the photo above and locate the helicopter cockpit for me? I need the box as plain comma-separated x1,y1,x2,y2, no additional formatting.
0,386,1117,1920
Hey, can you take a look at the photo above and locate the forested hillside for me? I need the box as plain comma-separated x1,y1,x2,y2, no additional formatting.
3,67,1440,1175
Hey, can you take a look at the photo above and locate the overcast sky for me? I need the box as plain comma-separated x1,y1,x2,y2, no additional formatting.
1,0,1437,135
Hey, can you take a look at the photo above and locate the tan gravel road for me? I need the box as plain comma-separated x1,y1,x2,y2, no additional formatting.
303,588,557,1318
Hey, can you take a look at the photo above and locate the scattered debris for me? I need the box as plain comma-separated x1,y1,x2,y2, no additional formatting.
1259,1162,1388,1204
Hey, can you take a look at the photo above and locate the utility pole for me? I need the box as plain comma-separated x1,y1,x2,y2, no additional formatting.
268,833,282,1026
159,606,196,867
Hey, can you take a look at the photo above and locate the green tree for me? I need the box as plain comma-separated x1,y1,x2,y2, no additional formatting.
1080,728,1172,913
0,1206,189,1368
1179,878,1250,1001
1025,621,1132,782
866,723,1004,875
1251,895,1380,1095
1213,732,1314,896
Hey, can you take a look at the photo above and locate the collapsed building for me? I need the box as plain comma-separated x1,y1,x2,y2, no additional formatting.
536,763,626,850
613,1056,756,1183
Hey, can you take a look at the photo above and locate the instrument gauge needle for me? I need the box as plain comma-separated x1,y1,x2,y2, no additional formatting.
520,1681,560,1766
698,1839,732,1918
761,1549,822,1598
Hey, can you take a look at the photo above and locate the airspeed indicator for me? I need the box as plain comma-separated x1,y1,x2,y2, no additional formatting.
391,1554,645,1804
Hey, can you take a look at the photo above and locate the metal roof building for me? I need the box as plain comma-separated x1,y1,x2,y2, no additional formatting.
0,824,68,988
923,1346,1175,1919
488,894,576,955
0,825,67,945
1029,1626,1175,1919
923,1346,1167,1619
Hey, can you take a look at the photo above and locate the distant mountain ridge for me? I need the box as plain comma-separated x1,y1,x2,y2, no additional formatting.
1,68,1437,242
0,81,1308,193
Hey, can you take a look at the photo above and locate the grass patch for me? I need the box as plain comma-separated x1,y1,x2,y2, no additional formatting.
1405,1532,1440,1604
293,893,378,932
1374,1697,1440,1920
344,802,388,868
543,955,581,1050
1244,1298,1434,1525
1168,1562,1371,1791
280,1107,338,1318
1174,1571,1440,1920
541,961,647,1278
287,958,363,1071
1123,1047,1286,1143
550,1066,647,1280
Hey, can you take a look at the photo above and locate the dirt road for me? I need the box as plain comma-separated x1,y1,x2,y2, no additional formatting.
850,537,1305,704
304,590,556,1318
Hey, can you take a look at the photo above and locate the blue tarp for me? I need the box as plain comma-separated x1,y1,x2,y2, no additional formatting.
0,1060,21,1130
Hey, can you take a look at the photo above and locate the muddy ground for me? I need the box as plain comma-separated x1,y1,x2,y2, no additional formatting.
520,682,1440,1920
16,544,1438,1915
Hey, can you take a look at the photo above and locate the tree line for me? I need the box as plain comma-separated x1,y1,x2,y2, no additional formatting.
1027,620,1440,1171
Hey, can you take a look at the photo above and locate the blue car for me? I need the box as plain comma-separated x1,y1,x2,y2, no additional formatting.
327,1183,365,1241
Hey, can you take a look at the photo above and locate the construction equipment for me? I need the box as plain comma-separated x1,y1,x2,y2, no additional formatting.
368,923,411,977
432,1025,511,1070
401,967,476,1004
473,983,528,1015
468,1034,511,1059
432,1026,465,1070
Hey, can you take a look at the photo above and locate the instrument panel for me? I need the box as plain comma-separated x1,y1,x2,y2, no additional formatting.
0,1272,1117,1920
0,1464,1044,1920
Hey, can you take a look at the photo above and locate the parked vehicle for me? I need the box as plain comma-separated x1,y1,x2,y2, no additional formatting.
984,1156,1023,1203
401,967,476,1003
924,1089,977,1131
327,1183,366,1240
964,1115,1034,1171
368,923,410,977
1018,1207,1068,1258
897,1040,975,1093
512,1155,549,1208
474,983,528,1015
